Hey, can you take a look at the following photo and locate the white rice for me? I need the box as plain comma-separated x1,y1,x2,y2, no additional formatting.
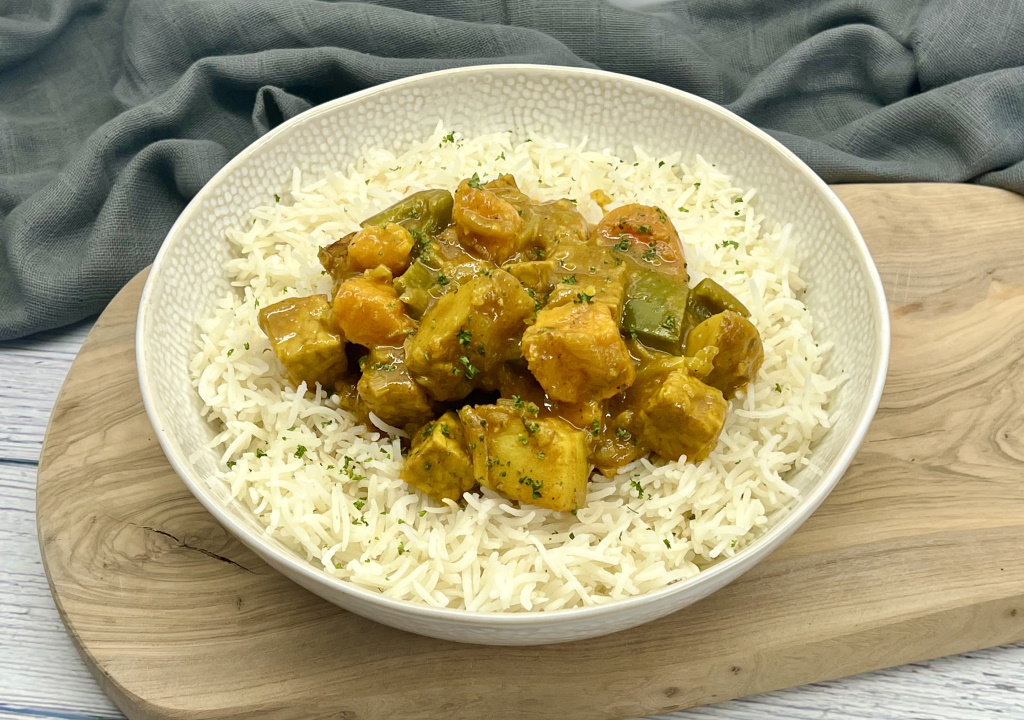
190,124,841,612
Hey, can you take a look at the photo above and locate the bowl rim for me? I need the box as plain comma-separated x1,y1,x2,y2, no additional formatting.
137,63,890,627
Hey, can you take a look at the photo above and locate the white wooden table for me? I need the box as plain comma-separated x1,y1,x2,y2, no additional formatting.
1,319,1023,720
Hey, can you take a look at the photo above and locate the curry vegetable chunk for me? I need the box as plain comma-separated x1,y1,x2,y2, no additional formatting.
356,346,436,431
259,173,765,512
460,403,589,513
402,411,475,502
258,295,348,390
405,269,534,401
346,223,415,275
332,267,415,348
685,310,764,398
522,302,635,404
631,365,728,462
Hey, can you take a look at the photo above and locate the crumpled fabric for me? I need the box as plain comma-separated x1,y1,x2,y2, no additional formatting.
2,0,1022,339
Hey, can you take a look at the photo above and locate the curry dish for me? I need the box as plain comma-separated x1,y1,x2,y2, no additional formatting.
256,174,764,513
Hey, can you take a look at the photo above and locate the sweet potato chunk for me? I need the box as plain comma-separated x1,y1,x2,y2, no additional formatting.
332,267,415,348
346,223,415,275
522,302,635,404
258,295,347,390
401,411,476,503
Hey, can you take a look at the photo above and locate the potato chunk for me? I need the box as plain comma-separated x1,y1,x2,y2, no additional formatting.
356,347,435,431
685,310,764,398
258,295,347,390
401,411,475,503
346,223,415,275
460,403,589,512
332,267,415,348
405,269,535,401
632,371,727,462
522,302,635,404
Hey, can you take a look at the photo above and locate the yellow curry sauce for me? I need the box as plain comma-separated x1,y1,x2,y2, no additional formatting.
257,174,764,513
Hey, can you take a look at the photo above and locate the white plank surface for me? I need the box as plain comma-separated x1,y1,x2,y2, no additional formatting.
1,324,1022,720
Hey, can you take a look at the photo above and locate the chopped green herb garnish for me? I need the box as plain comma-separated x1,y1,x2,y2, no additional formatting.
569,532,576,540
467,172,483,189
774,383,782,393
353,499,366,511
459,355,479,380
590,419,600,437
574,291,594,304
638,224,652,235
517,433,529,446
663,538,672,549
456,329,472,348
226,460,236,468
642,246,658,262
660,315,677,330
397,542,406,555
537,451,546,459
256,448,267,458
370,362,397,372
512,395,524,409
243,343,250,350
613,238,631,252
722,239,739,249
419,509,427,517
226,349,234,356
440,424,451,437
423,462,432,471
436,273,449,286
677,207,689,213
274,194,280,202
561,274,578,285
525,421,540,435
630,479,644,498
615,427,630,441
440,131,455,145
518,476,544,499
294,445,307,458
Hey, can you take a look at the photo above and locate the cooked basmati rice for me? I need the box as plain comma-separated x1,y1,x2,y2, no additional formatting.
190,124,841,612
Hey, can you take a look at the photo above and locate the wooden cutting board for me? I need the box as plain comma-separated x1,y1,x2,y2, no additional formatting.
37,183,1024,720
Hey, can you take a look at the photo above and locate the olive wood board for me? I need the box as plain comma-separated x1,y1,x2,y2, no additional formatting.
37,183,1024,720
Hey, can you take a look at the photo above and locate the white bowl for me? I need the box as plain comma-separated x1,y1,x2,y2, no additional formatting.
137,64,889,645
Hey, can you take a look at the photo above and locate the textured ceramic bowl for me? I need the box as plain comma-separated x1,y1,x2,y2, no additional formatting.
137,65,889,646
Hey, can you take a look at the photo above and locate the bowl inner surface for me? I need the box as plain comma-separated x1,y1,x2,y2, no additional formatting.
138,65,887,621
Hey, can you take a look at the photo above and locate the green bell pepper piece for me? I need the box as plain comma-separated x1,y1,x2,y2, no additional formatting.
621,269,690,354
361,189,454,238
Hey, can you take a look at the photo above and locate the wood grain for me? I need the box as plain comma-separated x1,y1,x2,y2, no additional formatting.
34,183,1024,720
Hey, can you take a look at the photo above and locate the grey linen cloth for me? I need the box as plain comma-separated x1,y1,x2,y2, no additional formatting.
1,0,1022,340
